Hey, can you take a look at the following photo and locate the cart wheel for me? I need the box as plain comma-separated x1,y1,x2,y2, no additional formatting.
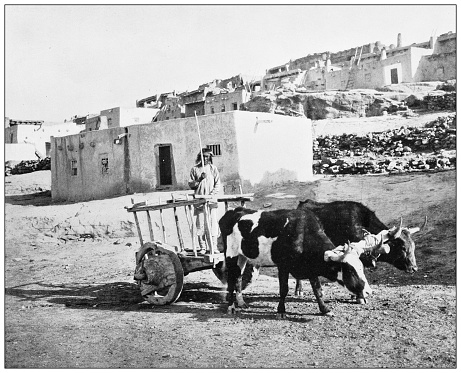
212,261,259,291
138,243,184,305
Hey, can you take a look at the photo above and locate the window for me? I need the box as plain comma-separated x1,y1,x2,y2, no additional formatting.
221,104,225,112
71,160,78,176
10,133,13,143
207,144,222,156
211,107,215,114
232,103,238,110
100,154,109,174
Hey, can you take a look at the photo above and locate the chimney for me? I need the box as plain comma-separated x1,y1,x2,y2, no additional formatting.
397,33,402,48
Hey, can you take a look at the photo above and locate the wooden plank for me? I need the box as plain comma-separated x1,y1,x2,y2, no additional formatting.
125,195,254,212
187,204,197,257
126,198,208,212
133,211,144,246
146,211,155,241
173,206,185,251
159,209,167,243
202,203,214,254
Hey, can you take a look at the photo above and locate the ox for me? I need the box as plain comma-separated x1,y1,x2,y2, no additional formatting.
219,207,386,318
294,199,427,296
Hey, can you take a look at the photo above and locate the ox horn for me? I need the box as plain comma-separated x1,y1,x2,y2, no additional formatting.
407,216,428,235
368,235,391,256
368,234,383,253
389,217,403,238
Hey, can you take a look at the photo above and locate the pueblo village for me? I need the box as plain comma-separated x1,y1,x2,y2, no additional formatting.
5,13,457,370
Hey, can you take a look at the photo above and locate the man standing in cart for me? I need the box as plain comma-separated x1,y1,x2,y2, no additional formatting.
188,147,221,254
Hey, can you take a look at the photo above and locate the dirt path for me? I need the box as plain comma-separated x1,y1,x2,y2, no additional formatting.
4,164,456,368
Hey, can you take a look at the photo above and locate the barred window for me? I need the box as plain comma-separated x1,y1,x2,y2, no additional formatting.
207,144,222,156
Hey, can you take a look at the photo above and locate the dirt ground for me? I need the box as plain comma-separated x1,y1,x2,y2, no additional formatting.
4,111,456,369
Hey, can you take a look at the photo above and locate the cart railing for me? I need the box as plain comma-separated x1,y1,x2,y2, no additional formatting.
125,193,254,265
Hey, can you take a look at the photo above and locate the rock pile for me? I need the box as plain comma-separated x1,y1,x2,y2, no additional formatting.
423,92,456,111
313,115,456,175
6,157,51,175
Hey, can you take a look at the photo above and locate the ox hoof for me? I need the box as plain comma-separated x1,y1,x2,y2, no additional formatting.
357,298,367,305
276,313,286,320
294,291,304,297
226,305,242,316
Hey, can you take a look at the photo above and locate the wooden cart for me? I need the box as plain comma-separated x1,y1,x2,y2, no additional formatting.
125,193,253,305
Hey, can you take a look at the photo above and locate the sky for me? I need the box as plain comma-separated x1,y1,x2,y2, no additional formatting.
4,3,457,123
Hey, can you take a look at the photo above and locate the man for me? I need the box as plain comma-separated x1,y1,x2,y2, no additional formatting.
188,148,221,253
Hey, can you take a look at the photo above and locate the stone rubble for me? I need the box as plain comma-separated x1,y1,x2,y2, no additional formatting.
5,157,51,176
313,115,456,175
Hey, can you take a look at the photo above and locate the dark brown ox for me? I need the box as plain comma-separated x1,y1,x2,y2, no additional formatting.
294,199,427,296
297,199,427,272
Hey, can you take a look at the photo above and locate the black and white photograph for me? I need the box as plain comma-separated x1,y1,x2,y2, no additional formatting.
4,3,456,369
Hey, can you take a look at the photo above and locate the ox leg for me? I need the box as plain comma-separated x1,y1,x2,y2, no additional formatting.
309,277,331,315
276,267,290,319
294,279,304,296
235,256,249,308
225,256,248,314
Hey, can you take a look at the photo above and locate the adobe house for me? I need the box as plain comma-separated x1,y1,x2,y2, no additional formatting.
84,106,159,132
261,63,307,91
4,118,84,160
414,32,457,82
262,32,456,92
181,87,207,117
50,111,313,202
182,74,261,118
136,92,184,122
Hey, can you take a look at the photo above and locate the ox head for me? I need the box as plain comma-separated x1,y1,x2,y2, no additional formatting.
380,217,427,273
324,245,372,303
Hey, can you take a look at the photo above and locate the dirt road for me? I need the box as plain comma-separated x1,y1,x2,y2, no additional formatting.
4,163,456,368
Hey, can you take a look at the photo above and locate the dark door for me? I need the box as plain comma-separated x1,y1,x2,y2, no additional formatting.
391,68,398,84
159,145,172,185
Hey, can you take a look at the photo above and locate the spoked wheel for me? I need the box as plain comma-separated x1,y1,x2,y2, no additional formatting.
136,242,184,305
212,261,259,290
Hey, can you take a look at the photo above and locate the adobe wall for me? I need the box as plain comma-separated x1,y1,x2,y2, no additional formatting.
51,128,128,202
5,144,37,162
204,89,250,115
51,111,313,202
5,123,82,158
233,111,313,189
414,52,457,82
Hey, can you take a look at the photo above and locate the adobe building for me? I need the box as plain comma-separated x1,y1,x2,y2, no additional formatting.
5,118,84,161
84,106,159,132
136,92,184,122
178,74,261,118
50,111,313,202
262,32,456,92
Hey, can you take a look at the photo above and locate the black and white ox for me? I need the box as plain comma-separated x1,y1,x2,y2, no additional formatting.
294,199,427,296
219,207,387,318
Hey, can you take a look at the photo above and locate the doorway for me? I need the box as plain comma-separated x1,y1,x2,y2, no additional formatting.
158,145,173,186
390,68,399,84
